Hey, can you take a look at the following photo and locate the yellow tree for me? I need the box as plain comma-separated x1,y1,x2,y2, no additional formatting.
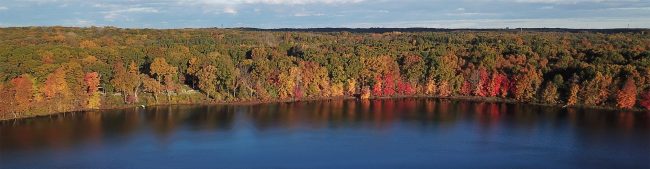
567,84,580,106
360,86,371,99
111,62,141,103
142,75,163,103
512,67,542,101
541,82,559,104
438,80,452,97
278,67,298,99
197,65,217,99
581,72,612,105
425,79,437,95
44,68,69,100
150,58,176,101
111,62,129,102
346,78,357,96
330,82,344,97
186,57,201,89
127,62,142,103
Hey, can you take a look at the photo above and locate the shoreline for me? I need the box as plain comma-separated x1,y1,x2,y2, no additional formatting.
1,95,647,121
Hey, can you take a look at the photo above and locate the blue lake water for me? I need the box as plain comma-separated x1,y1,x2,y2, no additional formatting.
1,98,649,168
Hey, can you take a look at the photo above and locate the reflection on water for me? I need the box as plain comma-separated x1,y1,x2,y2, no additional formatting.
1,98,649,168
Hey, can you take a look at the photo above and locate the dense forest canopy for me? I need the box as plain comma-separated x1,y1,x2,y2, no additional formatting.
1,27,649,119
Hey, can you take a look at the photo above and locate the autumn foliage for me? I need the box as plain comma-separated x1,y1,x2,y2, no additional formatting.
438,81,451,97
567,84,580,106
616,78,637,109
488,73,506,97
372,76,383,97
45,68,68,99
84,72,101,109
397,78,415,95
471,67,489,97
460,81,471,96
2,27,650,119
382,73,396,96
11,75,33,112
84,72,100,94
640,91,650,110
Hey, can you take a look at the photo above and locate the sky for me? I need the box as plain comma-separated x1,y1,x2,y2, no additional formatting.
0,0,649,28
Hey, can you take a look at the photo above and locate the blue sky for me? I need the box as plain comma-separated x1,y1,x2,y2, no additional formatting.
0,0,649,28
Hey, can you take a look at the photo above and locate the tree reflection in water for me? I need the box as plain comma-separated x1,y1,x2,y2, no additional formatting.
0,98,648,169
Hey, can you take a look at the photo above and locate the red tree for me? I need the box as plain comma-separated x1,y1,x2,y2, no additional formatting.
84,72,100,94
372,76,383,97
616,78,636,109
488,72,504,97
639,91,650,110
472,68,489,97
500,76,510,97
293,84,303,100
460,81,471,96
11,75,33,112
397,78,414,95
383,73,396,96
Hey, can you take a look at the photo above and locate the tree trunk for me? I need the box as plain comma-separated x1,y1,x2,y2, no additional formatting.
166,90,171,102
134,87,140,103
122,91,127,103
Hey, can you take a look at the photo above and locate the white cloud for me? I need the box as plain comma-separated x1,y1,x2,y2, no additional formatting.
180,0,364,5
73,19,94,26
223,6,238,14
445,12,497,16
343,17,650,29
103,7,159,21
20,0,71,3
605,7,650,11
3,0,649,28
178,0,364,15
510,0,636,4
294,12,325,17
539,6,554,9
123,7,159,13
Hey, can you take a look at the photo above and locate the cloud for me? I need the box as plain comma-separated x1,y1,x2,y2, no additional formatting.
179,0,364,15
294,12,325,17
539,6,554,9
103,7,159,21
19,0,70,3
68,18,95,26
509,0,640,4
1,0,649,28
512,0,598,3
605,7,650,11
223,6,238,14
445,12,498,16
343,17,650,29
181,0,365,5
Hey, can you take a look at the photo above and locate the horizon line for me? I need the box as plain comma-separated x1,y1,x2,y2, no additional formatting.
1,26,649,30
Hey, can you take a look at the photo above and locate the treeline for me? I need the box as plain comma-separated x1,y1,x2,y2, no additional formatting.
242,27,649,34
1,27,649,119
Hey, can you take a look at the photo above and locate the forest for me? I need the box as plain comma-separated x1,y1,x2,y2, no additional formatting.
1,27,649,120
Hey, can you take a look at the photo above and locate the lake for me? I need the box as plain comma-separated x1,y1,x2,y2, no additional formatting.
1,98,649,169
